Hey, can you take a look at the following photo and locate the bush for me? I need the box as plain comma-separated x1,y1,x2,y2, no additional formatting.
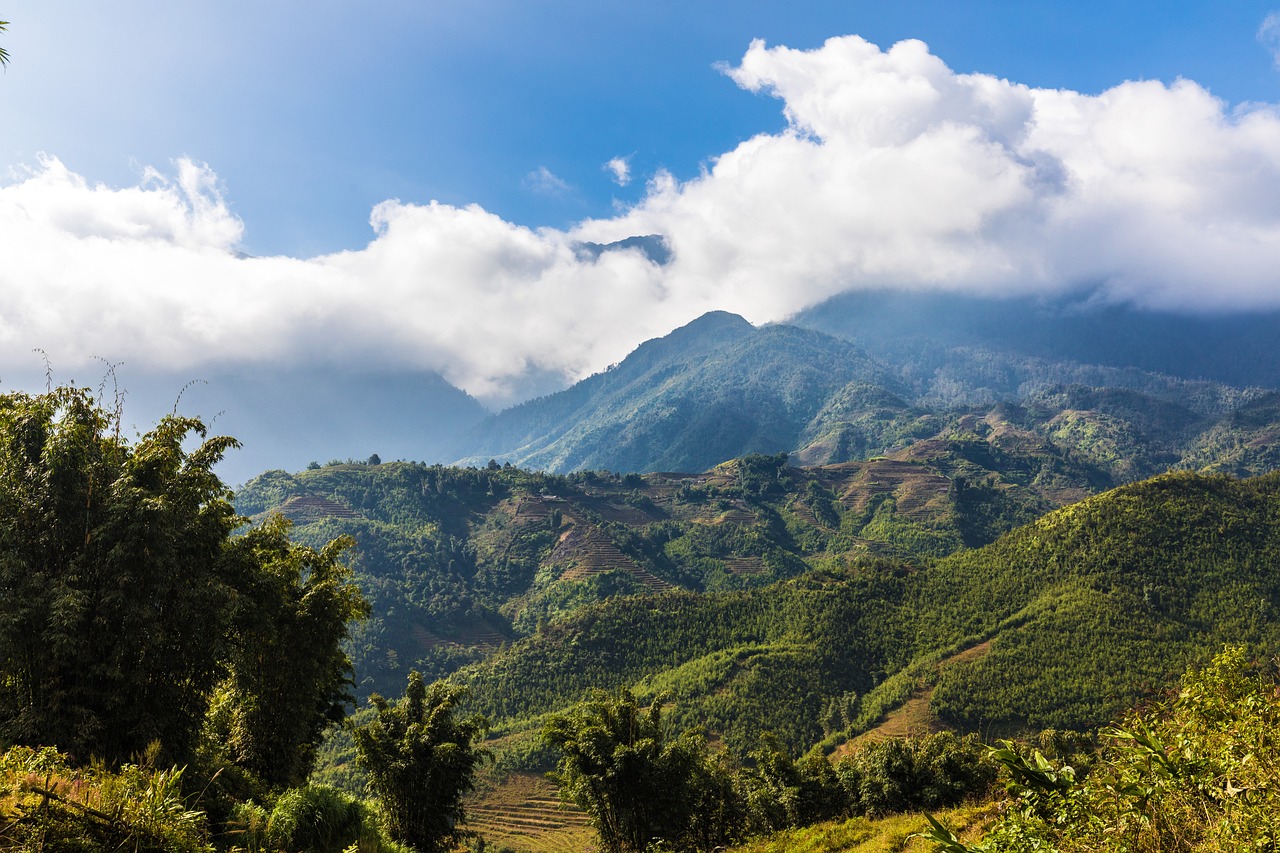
267,785,371,853
965,646,1280,851
836,733,995,817
0,746,213,853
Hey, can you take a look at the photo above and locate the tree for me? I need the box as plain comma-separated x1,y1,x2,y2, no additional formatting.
208,515,371,789
351,672,488,853
0,386,368,779
0,20,9,67
0,387,241,764
542,689,712,853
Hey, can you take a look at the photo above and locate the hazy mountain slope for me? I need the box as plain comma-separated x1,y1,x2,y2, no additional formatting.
453,312,897,473
791,289,1280,392
1181,391,1280,477
112,366,488,487
446,297,1275,482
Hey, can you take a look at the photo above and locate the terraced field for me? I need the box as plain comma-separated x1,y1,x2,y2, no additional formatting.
550,523,672,592
466,772,594,853
832,461,952,520
277,494,360,520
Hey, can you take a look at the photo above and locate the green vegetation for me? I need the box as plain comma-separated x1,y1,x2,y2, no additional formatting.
924,646,1280,851
10,370,1280,852
0,387,363,780
352,673,488,852
542,690,725,852
538,694,994,852
0,388,411,852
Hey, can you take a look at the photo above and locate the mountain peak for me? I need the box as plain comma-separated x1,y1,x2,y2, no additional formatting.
682,310,754,332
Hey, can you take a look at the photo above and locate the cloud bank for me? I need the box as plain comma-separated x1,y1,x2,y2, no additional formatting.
5,35,1280,404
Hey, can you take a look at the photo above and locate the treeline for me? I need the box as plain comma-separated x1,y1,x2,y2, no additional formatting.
539,689,994,853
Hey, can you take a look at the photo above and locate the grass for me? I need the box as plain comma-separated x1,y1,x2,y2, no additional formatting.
728,801,998,853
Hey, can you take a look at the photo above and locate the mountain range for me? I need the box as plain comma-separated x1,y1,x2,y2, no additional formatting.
220,291,1280,849
449,296,1280,484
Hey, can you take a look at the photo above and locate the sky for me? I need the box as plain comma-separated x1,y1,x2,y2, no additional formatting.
5,1,1280,407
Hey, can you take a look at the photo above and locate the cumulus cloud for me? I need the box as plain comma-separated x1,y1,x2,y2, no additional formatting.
6,35,1280,405
605,156,631,186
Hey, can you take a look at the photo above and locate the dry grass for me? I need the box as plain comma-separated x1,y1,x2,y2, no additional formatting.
728,801,998,853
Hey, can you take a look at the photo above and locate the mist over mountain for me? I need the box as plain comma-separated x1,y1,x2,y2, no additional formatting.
791,289,1280,390
447,296,1280,479
21,365,488,487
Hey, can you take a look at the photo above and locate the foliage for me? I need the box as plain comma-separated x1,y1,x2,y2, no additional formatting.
0,746,212,853
835,734,995,817
352,672,489,852
542,688,742,853
947,646,1280,852
209,515,371,789
0,387,240,765
0,386,369,790
264,785,375,853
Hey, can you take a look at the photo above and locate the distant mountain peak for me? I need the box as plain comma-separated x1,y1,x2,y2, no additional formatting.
573,234,672,266
682,310,754,331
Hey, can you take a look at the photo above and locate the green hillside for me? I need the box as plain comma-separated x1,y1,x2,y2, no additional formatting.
453,311,896,473
451,472,1280,767
237,452,1280,775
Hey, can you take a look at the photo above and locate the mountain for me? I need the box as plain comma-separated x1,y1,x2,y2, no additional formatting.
240,449,1280,762
448,298,1280,483
452,311,896,473
790,289,1280,392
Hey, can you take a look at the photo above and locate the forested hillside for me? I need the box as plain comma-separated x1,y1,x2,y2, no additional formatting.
453,311,895,473
10,382,1280,853
448,309,1280,483
237,445,1280,769
451,472,1280,762
250,454,1280,852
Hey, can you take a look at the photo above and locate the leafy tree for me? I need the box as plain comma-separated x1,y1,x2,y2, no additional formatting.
542,689,712,853
0,387,241,765
208,516,370,789
742,734,845,831
352,672,488,852
0,386,368,786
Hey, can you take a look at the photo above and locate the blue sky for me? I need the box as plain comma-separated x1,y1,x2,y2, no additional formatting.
4,1,1280,406
7,1,1280,256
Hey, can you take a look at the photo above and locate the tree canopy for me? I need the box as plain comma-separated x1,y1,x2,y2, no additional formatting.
0,386,367,782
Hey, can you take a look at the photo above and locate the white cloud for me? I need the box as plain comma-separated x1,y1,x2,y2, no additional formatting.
1260,12,1280,68
605,156,631,186
523,166,570,195
7,35,1280,406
